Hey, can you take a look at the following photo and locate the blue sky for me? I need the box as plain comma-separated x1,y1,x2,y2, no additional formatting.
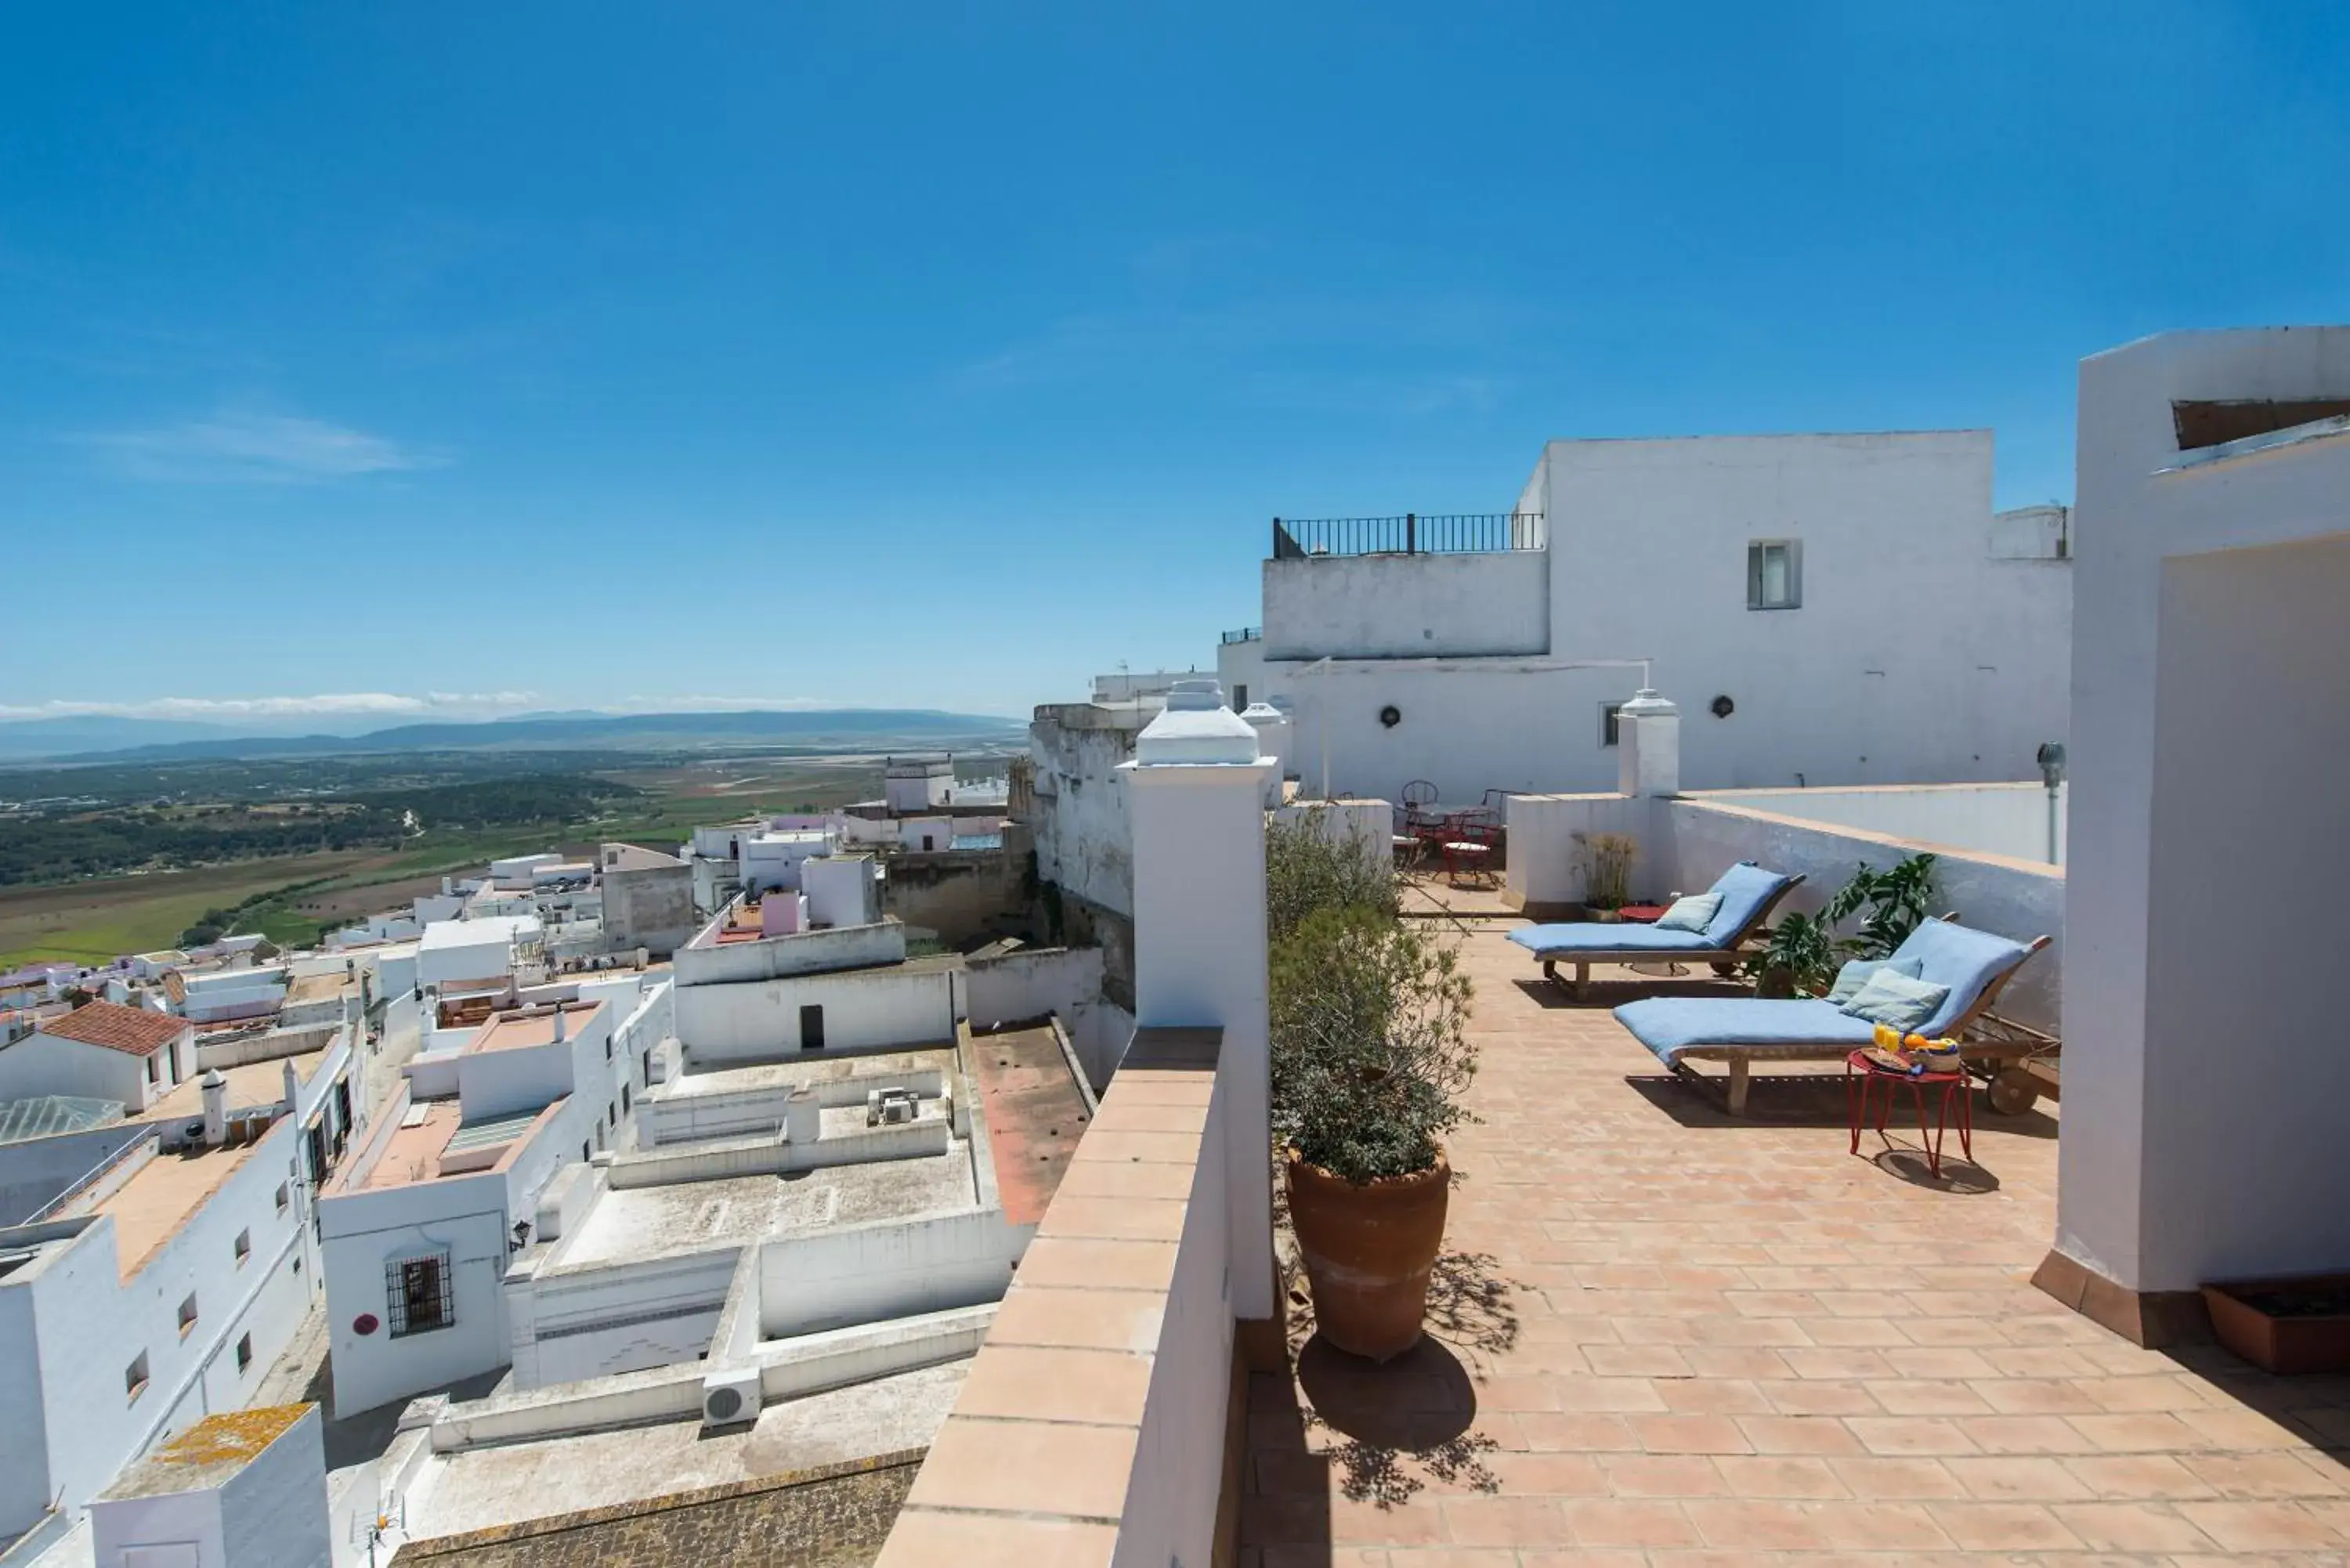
3,3,2344,725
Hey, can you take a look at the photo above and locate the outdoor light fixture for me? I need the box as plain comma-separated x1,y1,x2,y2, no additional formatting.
2036,742,2066,865
1378,705,1402,728
510,1219,533,1253
1710,694,1735,718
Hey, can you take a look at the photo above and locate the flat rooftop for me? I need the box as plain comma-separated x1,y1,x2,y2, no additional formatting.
557,1143,979,1269
99,1405,313,1500
89,1049,329,1277
965,1024,1091,1228
664,1046,959,1102
469,1000,605,1054
401,1363,962,1545
343,1099,556,1192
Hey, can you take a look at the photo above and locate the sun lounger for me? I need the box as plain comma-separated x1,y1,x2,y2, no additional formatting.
1614,918,2052,1115
1508,862,1803,999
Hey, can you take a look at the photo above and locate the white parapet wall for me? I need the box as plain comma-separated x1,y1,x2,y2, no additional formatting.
671,965,956,1063
674,914,906,986
755,1209,1018,1339
1687,781,2067,866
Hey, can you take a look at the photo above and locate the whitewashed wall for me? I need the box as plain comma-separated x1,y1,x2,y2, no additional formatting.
755,1209,1016,1339
2060,325,2350,1299
674,968,956,1063
1691,782,2066,865
1262,550,1549,659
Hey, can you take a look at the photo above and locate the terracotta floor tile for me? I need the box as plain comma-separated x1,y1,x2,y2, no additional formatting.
1437,1494,1569,1548
1554,1498,1705,1548
1596,1454,1726,1498
2050,1501,2220,1552
1513,1413,1640,1453
1846,1416,1981,1457
1734,1415,1867,1457
1943,1454,2095,1501
1828,1456,1970,1499
1629,1414,1754,1454
1710,1455,1850,1499
1923,1501,2086,1551
2175,1499,2350,1552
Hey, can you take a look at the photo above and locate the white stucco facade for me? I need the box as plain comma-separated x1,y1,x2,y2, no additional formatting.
2054,326,2350,1307
1221,431,2073,804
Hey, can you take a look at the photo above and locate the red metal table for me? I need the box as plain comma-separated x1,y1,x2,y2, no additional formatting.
1845,1049,1973,1177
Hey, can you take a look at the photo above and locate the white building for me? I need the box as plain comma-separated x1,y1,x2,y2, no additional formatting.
0,1002,196,1112
1217,430,2072,804
317,974,668,1415
87,1403,331,1568
0,1035,354,1548
415,916,542,990
883,754,953,814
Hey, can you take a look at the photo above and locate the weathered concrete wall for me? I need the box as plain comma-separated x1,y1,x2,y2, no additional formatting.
602,863,696,957
1263,549,1549,659
881,836,1029,948
755,1209,1016,1339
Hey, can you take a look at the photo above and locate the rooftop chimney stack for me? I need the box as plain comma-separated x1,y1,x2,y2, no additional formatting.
785,1086,820,1144
200,1070,229,1147
552,1005,567,1043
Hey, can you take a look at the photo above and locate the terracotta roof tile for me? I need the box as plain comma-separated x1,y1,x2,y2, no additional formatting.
38,1000,188,1056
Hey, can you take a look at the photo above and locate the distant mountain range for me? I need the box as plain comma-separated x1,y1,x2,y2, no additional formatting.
0,709,1027,764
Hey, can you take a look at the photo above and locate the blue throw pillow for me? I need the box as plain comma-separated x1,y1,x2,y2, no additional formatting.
1838,970,1950,1031
1825,954,1923,1005
1653,892,1722,933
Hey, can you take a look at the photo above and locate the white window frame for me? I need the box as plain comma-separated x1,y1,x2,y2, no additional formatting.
1600,702,1625,748
1748,539,1802,610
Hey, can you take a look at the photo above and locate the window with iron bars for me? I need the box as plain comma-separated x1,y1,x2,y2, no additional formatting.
385,1250,454,1337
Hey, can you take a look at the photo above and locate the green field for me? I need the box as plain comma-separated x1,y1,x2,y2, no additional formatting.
0,755,914,968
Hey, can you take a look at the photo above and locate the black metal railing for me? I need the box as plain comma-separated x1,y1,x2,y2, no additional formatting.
1220,627,1261,645
1271,512,1545,559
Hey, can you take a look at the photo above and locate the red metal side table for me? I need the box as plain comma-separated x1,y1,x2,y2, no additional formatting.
1845,1049,1973,1177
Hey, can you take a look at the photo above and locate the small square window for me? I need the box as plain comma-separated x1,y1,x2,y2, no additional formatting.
386,1252,453,1338
177,1293,198,1337
1748,540,1802,610
235,1334,253,1373
620,1082,631,1115
274,1183,290,1216
234,1229,251,1266
1600,703,1625,748
126,1352,150,1400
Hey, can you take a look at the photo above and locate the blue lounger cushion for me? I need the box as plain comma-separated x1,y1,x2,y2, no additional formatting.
1884,919,2034,1037
1509,924,1723,956
1613,997,1878,1067
1700,862,1795,947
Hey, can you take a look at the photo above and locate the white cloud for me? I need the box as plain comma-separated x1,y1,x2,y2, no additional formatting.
80,411,446,484
0,692,534,721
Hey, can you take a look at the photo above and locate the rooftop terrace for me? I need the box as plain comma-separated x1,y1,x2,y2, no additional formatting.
88,1049,327,1277
1237,922,2350,1561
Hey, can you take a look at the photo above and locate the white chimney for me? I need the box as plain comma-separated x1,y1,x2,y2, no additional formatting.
784,1086,820,1144
1239,701,1294,807
200,1070,229,1147
1615,688,1682,798
552,1005,568,1043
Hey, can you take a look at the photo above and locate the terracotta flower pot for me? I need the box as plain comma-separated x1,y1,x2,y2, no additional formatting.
1285,1147,1450,1362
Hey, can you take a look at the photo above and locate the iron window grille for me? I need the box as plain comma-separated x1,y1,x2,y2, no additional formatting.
386,1251,454,1337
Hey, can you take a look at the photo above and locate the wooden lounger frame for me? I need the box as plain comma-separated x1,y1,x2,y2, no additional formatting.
1533,874,1807,1000
1666,933,2055,1115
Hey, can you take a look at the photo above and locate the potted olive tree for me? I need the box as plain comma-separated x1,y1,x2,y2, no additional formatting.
1267,811,1477,1361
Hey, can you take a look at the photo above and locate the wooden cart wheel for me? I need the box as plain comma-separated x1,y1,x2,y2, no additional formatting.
1986,1068,2039,1117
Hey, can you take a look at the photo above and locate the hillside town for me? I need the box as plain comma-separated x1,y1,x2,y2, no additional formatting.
5,325,2350,1565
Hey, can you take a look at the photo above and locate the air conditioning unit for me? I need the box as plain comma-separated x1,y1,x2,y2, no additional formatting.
867,1087,918,1126
700,1366,761,1429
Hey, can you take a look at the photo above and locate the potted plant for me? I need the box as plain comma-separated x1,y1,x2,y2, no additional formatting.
1264,811,1473,1362
1753,910,1836,998
1572,831,1636,922
1271,907,1476,1360
1824,853,1937,959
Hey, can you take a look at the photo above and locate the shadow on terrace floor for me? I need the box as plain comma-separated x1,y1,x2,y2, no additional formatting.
1248,1244,1528,1549
1508,973,1748,1011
